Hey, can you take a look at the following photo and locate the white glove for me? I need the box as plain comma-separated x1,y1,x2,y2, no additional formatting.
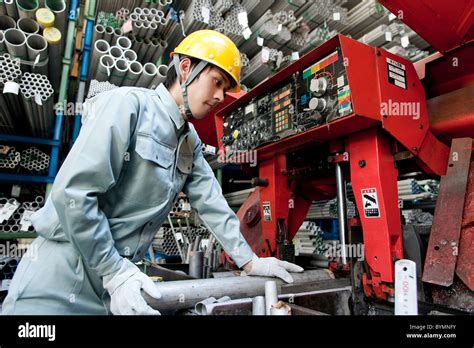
241,254,304,283
103,258,162,315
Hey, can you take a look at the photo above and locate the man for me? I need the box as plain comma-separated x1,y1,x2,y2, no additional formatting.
3,30,303,315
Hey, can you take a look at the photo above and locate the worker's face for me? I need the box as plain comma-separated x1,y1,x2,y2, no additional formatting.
180,59,231,119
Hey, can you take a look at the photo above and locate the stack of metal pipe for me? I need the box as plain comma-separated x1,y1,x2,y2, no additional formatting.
223,188,255,206
306,198,357,220
240,46,282,86
114,7,130,25
19,146,50,171
0,195,44,234
130,6,170,38
293,221,324,255
0,53,22,133
88,37,168,89
152,225,210,257
0,256,20,280
341,0,386,37
0,145,21,169
19,72,54,137
127,31,168,64
96,0,173,14
86,79,119,99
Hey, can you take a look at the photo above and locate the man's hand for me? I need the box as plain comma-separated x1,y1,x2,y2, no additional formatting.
103,258,162,315
241,254,304,283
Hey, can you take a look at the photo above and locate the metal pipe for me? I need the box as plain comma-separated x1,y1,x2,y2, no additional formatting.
116,35,131,50
16,0,39,19
109,45,123,60
143,270,333,314
87,39,109,82
44,0,65,51
189,251,204,278
252,296,265,315
4,0,18,19
335,162,348,265
95,54,114,82
42,26,60,91
91,24,105,46
26,34,48,74
265,280,278,315
103,26,114,44
148,64,167,89
17,17,39,36
135,61,156,87
122,49,137,62
0,31,6,54
196,297,251,316
109,58,128,86
110,27,123,46
0,15,16,31
121,60,142,87
4,28,27,63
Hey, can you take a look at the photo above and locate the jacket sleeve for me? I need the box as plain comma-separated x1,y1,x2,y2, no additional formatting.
50,89,139,278
183,129,255,268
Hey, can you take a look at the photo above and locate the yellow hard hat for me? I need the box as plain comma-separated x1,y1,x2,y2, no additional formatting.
171,30,241,92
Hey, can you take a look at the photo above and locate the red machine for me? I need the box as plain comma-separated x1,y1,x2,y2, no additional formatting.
212,1,473,309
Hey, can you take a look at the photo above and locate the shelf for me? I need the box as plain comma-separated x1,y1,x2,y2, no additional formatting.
0,232,38,240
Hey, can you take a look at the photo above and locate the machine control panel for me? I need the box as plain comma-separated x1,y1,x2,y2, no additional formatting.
221,47,353,152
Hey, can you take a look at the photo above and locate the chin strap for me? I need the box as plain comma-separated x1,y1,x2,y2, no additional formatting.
171,54,209,119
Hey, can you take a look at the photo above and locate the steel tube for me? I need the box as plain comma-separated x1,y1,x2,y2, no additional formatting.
17,17,39,36
109,58,128,86
26,34,48,74
91,24,105,46
87,39,109,82
0,31,6,54
4,28,27,63
16,0,39,19
0,15,16,31
116,36,131,51
143,270,333,314
252,296,265,315
103,26,114,44
121,60,142,87
109,45,123,60
44,0,65,50
4,0,18,19
188,251,204,279
110,28,123,46
122,49,137,62
95,54,114,82
335,163,348,265
135,61,156,87
265,280,278,315
148,64,167,89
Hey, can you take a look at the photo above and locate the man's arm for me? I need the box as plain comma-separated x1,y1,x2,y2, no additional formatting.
183,134,255,268
50,89,138,278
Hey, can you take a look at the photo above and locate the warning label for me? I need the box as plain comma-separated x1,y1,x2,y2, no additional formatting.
262,201,272,221
386,57,406,89
361,188,380,218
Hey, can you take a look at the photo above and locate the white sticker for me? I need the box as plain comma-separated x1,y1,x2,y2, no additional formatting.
11,185,21,198
34,93,42,106
337,75,345,88
291,52,300,61
277,23,282,32
20,210,35,231
361,188,380,218
257,37,264,46
388,13,397,21
262,201,271,221
388,64,404,75
3,81,19,95
237,11,248,27
394,80,406,89
201,6,210,24
1,279,12,291
182,202,191,211
395,259,418,315
401,35,410,48
242,27,252,40
385,31,392,41
333,12,340,21
0,201,20,223
175,232,183,243
386,57,405,70
261,47,270,63
389,71,406,83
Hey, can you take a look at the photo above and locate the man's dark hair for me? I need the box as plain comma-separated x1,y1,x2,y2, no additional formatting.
164,55,237,90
